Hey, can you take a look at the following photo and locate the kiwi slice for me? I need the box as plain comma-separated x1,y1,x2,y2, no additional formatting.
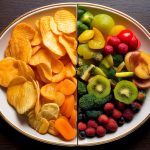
114,80,138,104
87,75,111,99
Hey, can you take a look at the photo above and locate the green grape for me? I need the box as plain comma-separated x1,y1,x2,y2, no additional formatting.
91,14,115,35
77,8,86,19
109,25,126,36
77,44,94,59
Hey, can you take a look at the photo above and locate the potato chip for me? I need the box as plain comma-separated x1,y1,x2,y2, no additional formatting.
54,10,76,34
39,103,59,121
7,77,37,114
50,16,62,35
59,36,77,65
55,92,65,107
5,45,11,57
40,16,66,56
48,120,59,136
9,35,32,63
12,23,36,40
31,31,42,46
32,45,41,56
35,20,40,29
0,57,34,87
65,62,76,78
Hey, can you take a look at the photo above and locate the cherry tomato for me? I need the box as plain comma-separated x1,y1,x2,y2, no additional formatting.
117,29,133,44
129,35,138,50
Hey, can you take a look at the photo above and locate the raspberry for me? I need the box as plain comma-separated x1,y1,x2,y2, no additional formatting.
131,102,141,113
116,101,126,110
98,114,109,125
106,118,118,132
123,109,134,121
104,102,114,114
112,109,122,119
96,126,106,137
103,45,114,55
87,120,98,128
117,43,128,55
78,122,87,131
108,36,121,47
85,127,96,137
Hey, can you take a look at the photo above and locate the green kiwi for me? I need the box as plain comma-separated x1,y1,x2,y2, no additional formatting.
114,80,138,104
87,75,111,99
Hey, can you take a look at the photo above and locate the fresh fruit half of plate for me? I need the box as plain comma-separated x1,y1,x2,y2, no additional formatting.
0,2,149,147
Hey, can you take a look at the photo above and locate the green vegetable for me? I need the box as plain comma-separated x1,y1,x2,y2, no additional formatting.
94,94,113,108
113,54,124,67
92,53,103,62
85,110,102,119
77,65,89,77
77,21,89,36
80,11,94,25
79,94,96,110
90,66,106,77
106,68,116,79
78,80,87,96
78,8,86,19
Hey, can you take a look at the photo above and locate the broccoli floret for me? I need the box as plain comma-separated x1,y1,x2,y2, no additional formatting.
77,65,89,77
85,110,102,119
79,94,96,110
106,68,116,79
93,53,103,62
78,80,87,96
94,94,113,108
113,54,124,67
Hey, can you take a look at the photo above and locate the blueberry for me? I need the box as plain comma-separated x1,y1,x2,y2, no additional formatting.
117,117,125,126
78,113,86,121
79,131,86,139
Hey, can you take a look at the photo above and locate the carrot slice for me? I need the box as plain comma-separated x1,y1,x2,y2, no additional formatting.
69,109,77,128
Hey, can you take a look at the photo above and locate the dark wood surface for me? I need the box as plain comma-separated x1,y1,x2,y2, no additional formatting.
0,0,150,149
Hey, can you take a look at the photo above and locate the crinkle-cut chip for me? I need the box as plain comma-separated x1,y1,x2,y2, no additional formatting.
28,112,49,134
31,31,42,46
63,34,77,50
40,17,66,56
9,35,32,63
33,81,41,115
0,57,34,87
41,83,57,101
65,62,76,78
12,23,36,40
51,67,66,83
32,45,41,56
50,16,62,35
35,20,40,29
60,54,71,65
51,54,64,74
54,9,76,34
7,77,37,114
36,63,52,83
48,120,59,136
5,45,11,57
59,36,77,65
39,103,59,121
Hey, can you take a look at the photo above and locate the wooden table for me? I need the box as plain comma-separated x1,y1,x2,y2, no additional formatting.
0,0,150,149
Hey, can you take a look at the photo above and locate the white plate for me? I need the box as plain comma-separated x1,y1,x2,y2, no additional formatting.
0,2,149,147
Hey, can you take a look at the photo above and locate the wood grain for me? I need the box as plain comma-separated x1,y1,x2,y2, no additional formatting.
0,0,150,149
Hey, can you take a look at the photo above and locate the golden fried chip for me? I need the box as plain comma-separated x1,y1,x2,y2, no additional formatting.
54,9,76,34
7,77,37,114
12,23,36,40
48,120,59,136
59,36,77,65
40,16,66,56
32,45,41,56
50,16,62,35
39,103,59,121
5,45,11,57
31,31,42,46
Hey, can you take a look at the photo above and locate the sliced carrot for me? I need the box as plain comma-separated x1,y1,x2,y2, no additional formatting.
56,79,76,95
69,109,77,128
55,117,76,141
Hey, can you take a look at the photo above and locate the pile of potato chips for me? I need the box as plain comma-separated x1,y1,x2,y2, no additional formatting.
0,9,77,140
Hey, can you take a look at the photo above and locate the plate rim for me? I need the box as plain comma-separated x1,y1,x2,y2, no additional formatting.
0,2,150,147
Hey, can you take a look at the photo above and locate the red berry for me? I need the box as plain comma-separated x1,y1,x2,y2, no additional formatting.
118,43,128,54
104,102,114,114
85,127,96,137
106,118,118,132
87,120,98,128
98,114,109,125
131,102,141,112
117,29,133,44
112,109,122,119
96,126,106,137
108,36,121,47
123,109,134,121
78,122,87,131
129,35,138,50
103,45,114,55
116,101,126,110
